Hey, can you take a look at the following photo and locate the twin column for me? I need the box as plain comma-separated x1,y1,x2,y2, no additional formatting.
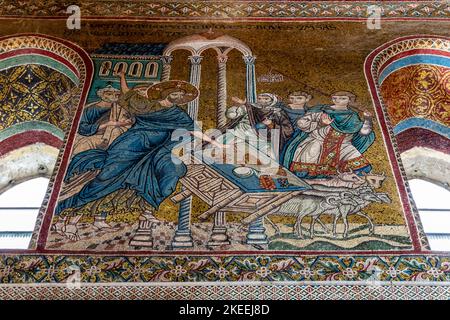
170,53,263,249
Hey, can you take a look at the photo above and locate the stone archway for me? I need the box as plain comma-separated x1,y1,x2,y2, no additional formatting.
161,31,257,248
365,35,450,190
0,34,93,194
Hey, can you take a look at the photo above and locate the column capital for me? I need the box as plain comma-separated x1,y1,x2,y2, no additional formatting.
161,55,173,64
188,55,203,65
217,54,229,64
243,55,256,65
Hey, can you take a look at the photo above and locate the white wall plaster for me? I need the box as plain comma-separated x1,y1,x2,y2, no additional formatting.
0,143,59,194
401,146,450,191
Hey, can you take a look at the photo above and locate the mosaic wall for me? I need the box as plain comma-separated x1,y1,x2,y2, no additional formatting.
0,1,449,299
379,62,449,153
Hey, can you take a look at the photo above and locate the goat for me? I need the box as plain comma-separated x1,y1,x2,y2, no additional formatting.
264,186,391,239
313,187,391,238
268,191,357,239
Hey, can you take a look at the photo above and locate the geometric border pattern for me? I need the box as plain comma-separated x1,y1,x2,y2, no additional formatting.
1,282,450,300
1,1,450,20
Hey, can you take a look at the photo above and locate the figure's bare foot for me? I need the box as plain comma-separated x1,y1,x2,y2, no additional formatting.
52,221,65,234
61,224,80,241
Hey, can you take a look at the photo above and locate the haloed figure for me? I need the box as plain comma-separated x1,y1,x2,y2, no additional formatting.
54,72,225,241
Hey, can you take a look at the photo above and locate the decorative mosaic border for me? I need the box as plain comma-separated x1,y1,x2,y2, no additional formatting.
0,35,88,77
370,37,450,76
0,34,95,249
0,1,449,20
0,255,449,284
1,282,450,300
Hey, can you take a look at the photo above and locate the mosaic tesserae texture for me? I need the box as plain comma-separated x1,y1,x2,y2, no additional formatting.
0,0,449,299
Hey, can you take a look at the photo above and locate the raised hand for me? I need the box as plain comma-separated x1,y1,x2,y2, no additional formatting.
231,96,246,105
320,112,334,125
363,111,373,118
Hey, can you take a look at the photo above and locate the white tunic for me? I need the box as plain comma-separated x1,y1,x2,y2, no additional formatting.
292,112,363,164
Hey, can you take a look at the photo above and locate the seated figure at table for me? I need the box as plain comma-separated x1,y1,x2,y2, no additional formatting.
281,91,375,179
54,72,226,241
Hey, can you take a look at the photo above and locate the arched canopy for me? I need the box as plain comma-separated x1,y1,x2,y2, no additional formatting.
163,32,253,57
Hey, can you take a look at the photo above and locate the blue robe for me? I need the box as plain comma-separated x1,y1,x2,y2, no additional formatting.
280,104,309,126
78,104,110,136
281,105,375,178
56,105,194,215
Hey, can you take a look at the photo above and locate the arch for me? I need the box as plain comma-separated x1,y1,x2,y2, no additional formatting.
163,33,253,57
401,147,450,191
112,61,128,75
0,34,93,195
144,61,159,78
365,35,450,189
99,60,112,76
128,61,143,77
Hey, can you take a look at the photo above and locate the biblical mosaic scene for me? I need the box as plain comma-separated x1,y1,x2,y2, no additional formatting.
36,30,424,253
1,1,449,299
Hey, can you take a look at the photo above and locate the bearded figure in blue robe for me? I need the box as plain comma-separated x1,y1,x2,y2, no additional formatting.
281,91,375,179
54,73,223,241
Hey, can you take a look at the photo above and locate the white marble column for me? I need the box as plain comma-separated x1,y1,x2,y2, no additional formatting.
242,54,267,246
207,211,230,247
172,194,194,249
216,54,228,129
161,55,173,81
243,55,257,103
171,54,203,249
187,55,203,120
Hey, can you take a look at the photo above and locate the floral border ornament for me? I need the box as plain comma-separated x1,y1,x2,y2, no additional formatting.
0,255,450,284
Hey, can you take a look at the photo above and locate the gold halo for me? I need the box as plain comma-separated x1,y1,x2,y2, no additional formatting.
146,80,199,105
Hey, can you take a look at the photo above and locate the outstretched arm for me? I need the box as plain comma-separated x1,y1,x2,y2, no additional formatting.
190,130,227,149
118,71,129,94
